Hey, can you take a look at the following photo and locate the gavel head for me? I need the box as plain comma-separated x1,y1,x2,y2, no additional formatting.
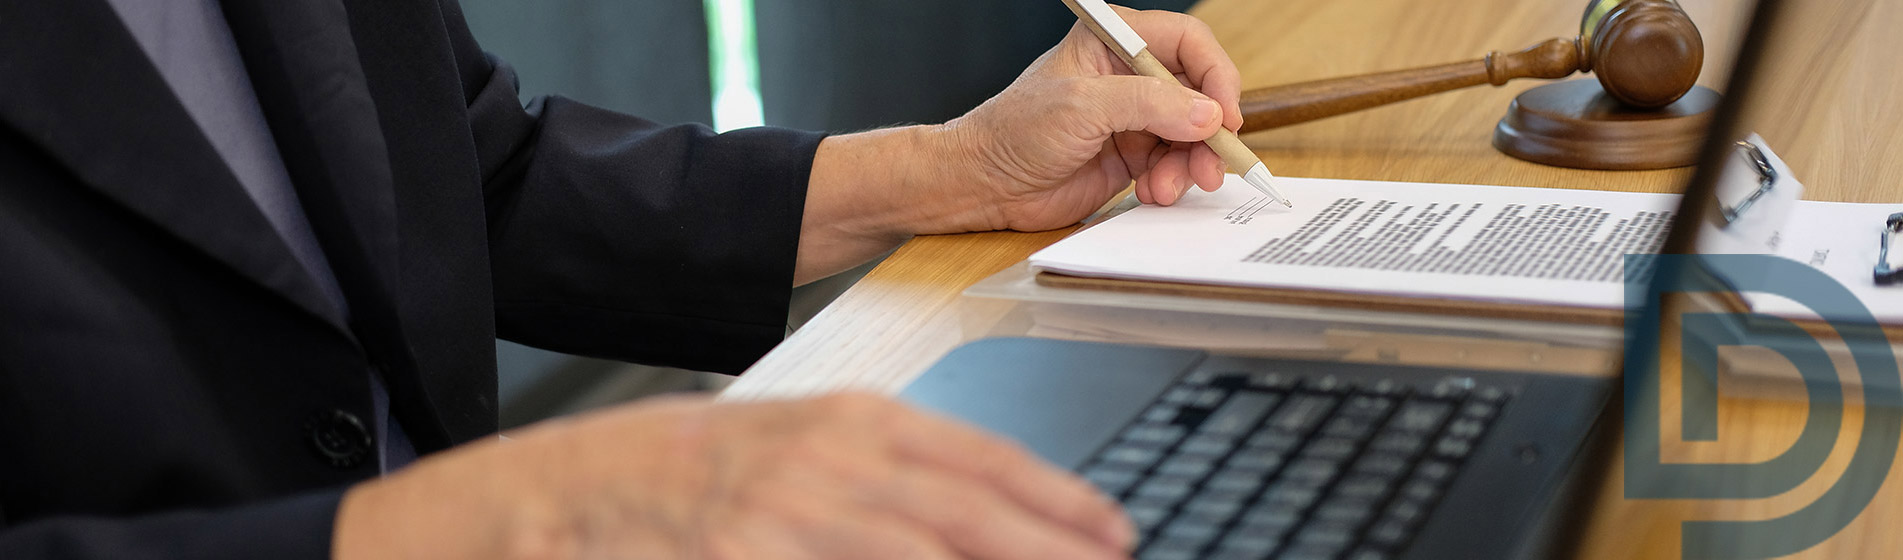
1578,0,1704,108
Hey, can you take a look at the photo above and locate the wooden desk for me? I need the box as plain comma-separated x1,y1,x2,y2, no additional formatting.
724,0,1903,557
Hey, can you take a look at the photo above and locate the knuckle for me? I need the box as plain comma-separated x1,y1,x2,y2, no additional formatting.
1189,15,1214,36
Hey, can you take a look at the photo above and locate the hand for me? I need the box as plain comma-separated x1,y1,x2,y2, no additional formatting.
794,7,1243,283
943,6,1244,231
333,393,1134,560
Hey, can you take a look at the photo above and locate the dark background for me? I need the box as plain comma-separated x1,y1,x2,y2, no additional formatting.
457,0,1193,424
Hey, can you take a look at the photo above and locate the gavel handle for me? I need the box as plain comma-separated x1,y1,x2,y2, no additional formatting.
1238,38,1582,133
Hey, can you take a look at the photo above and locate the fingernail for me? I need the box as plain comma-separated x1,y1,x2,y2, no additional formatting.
1175,173,1191,199
1189,98,1219,127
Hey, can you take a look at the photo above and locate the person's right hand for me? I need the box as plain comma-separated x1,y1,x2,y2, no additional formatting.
332,392,1135,559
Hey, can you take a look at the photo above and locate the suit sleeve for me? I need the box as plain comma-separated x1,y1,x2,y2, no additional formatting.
436,0,823,375
0,490,342,560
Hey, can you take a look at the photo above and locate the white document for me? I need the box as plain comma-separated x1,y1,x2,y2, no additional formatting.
1744,200,1903,323
1030,175,1682,309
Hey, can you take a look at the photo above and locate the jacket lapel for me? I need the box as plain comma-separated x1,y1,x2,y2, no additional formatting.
219,0,453,450
0,0,349,331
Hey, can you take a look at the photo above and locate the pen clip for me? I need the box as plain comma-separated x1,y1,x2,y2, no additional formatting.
1875,212,1903,286
1718,141,1777,224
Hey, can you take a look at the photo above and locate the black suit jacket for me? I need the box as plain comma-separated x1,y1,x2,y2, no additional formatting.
0,0,821,557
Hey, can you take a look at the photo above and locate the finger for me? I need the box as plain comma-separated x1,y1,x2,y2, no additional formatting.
881,467,1124,560
1112,131,1163,179
887,411,1134,551
1147,146,1194,206
1071,74,1225,143
1123,134,1171,206
1113,7,1244,132
797,499,961,560
1190,143,1226,192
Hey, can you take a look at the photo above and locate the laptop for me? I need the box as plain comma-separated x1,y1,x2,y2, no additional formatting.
897,1,1793,558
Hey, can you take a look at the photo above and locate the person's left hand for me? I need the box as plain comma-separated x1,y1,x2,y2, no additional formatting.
939,6,1244,232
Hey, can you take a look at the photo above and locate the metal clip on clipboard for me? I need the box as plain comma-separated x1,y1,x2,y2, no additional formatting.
1719,141,1777,224
1876,212,1903,285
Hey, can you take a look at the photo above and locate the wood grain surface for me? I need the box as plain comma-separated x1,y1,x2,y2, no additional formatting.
722,0,1903,557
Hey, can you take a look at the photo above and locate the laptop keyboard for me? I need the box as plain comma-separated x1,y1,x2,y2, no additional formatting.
1078,369,1511,560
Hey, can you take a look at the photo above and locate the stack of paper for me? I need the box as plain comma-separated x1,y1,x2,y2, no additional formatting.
1031,176,1680,310
1029,175,1903,323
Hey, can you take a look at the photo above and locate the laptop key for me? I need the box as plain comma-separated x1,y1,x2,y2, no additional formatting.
1182,495,1246,519
1123,423,1188,446
1331,475,1393,502
1312,498,1377,526
1363,378,1409,397
1320,415,1379,440
1397,479,1440,504
1190,388,1228,409
1280,459,1341,487
1200,392,1279,435
1365,519,1411,548
1433,435,1475,459
1367,432,1427,457
1428,377,1474,400
1389,401,1453,434
1460,401,1500,420
1183,369,1220,386
1339,395,1396,419
1178,433,1236,456
1260,484,1323,510
1139,537,1206,560
1249,372,1299,391
1206,469,1268,494
1267,395,1339,434
1226,447,1287,472
1156,456,1217,479
1303,375,1350,394
1125,503,1172,532
1081,465,1142,495
1142,404,1181,424
1444,417,1486,439
1239,506,1303,534
1215,533,1282,558
1160,517,1222,544
1350,452,1409,478
1246,431,1302,452
1099,444,1165,469
1415,459,1456,484
1281,542,1348,560
1300,437,1360,461
1293,520,1359,548
1133,476,1196,503
1382,499,1427,527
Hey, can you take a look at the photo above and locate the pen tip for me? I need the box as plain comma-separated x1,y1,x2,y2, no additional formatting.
1282,199,1294,208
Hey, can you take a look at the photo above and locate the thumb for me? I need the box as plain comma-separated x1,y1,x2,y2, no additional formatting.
1071,75,1226,143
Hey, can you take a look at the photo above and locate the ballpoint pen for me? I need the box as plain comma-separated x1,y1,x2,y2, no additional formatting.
1059,0,1292,207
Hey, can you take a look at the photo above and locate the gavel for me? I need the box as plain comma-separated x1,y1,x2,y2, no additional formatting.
1235,0,1713,169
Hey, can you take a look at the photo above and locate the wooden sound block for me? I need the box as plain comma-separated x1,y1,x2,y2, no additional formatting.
1492,79,1720,170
